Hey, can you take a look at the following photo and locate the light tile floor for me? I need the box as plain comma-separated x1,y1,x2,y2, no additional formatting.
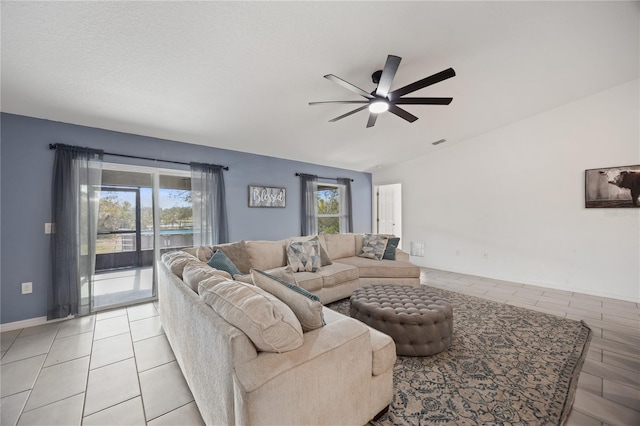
1,302,204,426
1,267,638,425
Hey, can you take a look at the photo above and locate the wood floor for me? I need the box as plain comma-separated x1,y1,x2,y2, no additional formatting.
422,267,640,426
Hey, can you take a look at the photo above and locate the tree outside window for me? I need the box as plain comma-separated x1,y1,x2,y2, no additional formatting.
317,184,340,234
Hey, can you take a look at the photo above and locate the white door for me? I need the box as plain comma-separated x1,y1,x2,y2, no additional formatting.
375,184,402,246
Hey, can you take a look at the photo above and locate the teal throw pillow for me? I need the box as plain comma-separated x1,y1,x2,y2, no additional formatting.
383,237,400,260
207,250,242,277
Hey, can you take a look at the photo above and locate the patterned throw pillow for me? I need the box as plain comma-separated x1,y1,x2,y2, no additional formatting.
286,241,321,272
207,250,242,277
251,269,325,332
358,234,389,261
286,236,332,266
382,237,400,260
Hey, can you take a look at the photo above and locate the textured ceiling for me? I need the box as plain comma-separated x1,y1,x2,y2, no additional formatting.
1,1,638,172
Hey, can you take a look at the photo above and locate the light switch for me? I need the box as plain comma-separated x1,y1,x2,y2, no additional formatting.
45,223,55,234
22,282,33,294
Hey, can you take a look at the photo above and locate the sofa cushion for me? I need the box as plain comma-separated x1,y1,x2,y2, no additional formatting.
358,234,389,260
316,262,359,288
207,250,242,277
383,237,400,261
251,269,324,332
199,280,303,353
161,251,200,279
213,241,252,274
183,261,232,292
324,233,356,260
196,246,215,262
197,274,231,292
246,240,287,270
286,236,332,266
234,265,297,285
334,257,420,279
293,272,324,293
286,240,321,272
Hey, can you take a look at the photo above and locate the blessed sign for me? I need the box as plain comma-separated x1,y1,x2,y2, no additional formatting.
248,186,286,208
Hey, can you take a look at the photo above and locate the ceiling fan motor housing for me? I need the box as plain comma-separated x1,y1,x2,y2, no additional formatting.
372,70,383,84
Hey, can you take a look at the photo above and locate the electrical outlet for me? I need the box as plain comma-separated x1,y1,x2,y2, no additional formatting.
21,282,33,294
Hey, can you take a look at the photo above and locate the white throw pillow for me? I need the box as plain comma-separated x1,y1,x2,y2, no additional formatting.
199,280,303,353
251,269,324,332
182,261,232,292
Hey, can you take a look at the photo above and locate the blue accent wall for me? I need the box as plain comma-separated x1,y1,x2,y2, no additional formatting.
0,113,372,324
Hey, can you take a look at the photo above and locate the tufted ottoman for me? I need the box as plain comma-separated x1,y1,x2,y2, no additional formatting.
350,285,453,356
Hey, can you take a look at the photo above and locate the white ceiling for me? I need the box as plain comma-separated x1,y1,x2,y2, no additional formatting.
2,1,638,172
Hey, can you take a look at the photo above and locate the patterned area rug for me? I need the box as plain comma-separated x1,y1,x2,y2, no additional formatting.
327,287,592,426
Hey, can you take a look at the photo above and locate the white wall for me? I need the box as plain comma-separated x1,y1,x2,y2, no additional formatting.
373,80,640,302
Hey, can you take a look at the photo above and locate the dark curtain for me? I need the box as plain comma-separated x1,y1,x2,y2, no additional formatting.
337,178,353,233
49,144,103,319
190,162,229,245
300,174,318,236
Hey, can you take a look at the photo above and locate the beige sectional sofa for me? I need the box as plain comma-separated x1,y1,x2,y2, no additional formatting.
158,233,420,425
193,233,420,304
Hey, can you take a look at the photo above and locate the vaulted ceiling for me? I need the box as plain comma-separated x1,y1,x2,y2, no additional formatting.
2,1,638,171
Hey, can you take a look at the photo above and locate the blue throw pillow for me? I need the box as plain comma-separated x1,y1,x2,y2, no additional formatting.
383,237,400,260
207,250,242,277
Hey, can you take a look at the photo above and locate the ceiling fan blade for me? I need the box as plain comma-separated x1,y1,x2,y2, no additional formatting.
393,97,453,105
388,104,419,123
309,100,369,105
375,55,401,98
366,113,378,128
324,74,374,99
388,68,456,101
329,105,368,122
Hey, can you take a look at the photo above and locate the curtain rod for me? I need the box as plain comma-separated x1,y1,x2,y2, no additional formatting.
295,173,354,182
48,143,229,171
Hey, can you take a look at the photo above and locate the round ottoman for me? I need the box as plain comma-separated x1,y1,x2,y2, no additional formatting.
350,285,453,356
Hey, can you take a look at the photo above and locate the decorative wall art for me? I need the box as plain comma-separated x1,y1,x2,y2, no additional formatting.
585,165,640,208
248,185,286,208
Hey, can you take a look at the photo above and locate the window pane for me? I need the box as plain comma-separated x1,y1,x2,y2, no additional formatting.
318,217,339,235
159,186,193,250
317,187,340,215
98,191,136,233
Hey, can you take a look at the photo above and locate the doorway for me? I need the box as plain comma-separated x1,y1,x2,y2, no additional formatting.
374,184,402,246
92,165,191,311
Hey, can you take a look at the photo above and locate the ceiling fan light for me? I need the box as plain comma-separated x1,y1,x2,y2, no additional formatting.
369,101,389,114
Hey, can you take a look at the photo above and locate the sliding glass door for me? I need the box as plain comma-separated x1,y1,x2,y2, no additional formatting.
92,164,190,311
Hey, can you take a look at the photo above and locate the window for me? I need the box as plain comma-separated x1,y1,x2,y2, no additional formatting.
317,184,340,234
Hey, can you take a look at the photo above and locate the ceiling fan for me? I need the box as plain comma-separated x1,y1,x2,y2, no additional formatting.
309,55,455,128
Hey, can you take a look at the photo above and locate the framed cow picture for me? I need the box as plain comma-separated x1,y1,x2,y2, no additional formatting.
585,165,640,208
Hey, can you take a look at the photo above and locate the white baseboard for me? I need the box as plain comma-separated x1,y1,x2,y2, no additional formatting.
0,315,72,332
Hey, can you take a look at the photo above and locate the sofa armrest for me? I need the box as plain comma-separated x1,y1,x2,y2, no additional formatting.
395,248,410,261
234,316,369,391
233,315,374,425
